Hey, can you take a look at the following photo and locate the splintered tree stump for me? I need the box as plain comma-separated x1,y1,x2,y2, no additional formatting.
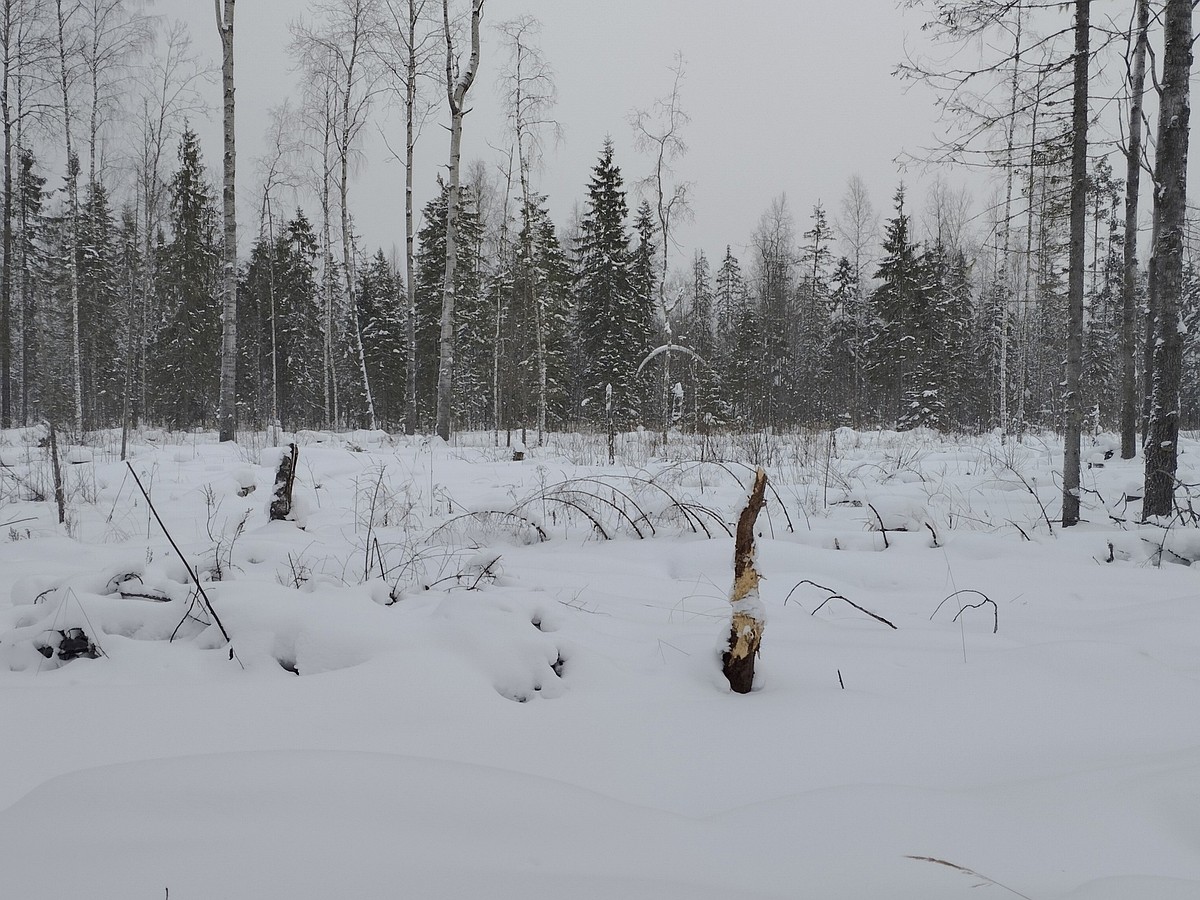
269,443,299,521
723,467,768,694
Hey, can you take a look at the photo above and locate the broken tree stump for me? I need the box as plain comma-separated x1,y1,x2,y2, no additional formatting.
269,443,299,521
723,467,768,694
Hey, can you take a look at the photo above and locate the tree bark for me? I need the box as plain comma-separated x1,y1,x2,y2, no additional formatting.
998,6,1023,443
434,0,483,443
269,442,299,521
1142,0,1192,518
216,0,237,443
403,1,420,435
723,467,767,694
1,0,12,429
55,0,83,436
1061,0,1089,528
336,9,376,432
1120,0,1149,460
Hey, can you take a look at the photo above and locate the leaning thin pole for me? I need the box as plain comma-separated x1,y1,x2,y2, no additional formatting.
125,461,232,645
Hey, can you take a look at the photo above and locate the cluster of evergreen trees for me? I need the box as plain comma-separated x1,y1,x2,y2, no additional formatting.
7,122,1200,439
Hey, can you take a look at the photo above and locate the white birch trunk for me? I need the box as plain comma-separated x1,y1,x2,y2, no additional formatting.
434,0,483,442
215,0,237,442
403,0,419,435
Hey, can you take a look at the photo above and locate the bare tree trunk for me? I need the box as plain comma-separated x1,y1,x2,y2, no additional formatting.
333,9,376,432
1,0,12,429
320,93,337,429
262,190,279,442
1120,0,1150,460
1062,0,1089,528
723,467,767,694
998,7,1023,443
1016,80,1042,441
1142,0,1192,518
55,0,83,436
1141,216,1159,443
517,158,548,444
434,0,483,442
216,0,237,443
403,2,420,435
341,147,376,429
492,145,513,444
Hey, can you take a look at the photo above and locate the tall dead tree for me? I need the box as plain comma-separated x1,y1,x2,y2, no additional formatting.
631,52,691,443
215,0,237,443
498,15,559,445
997,6,1023,444
723,467,767,694
434,0,483,442
1060,0,1088,528
54,0,83,435
1142,0,1192,518
1119,0,1150,460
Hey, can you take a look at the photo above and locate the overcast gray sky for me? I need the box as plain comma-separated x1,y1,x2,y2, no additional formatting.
170,1,967,267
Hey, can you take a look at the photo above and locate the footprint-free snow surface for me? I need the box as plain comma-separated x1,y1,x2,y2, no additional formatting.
2,427,1199,898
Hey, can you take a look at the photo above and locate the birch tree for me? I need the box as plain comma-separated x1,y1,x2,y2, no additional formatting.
215,0,237,443
81,0,149,189
497,15,559,444
376,0,438,435
434,0,483,442
293,0,383,430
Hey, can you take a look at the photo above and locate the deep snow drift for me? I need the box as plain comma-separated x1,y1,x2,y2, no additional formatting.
1,425,1198,898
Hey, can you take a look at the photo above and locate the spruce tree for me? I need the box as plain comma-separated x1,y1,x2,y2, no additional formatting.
16,148,45,425
629,199,659,421
827,255,868,426
150,127,220,428
238,209,325,430
574,139,641,426
795,202,834,423
678,249,720,427
77,180,123,428
358,249,405,427
713,246,747,423
413,181,482,430
867,186,923,426
508,196,572,431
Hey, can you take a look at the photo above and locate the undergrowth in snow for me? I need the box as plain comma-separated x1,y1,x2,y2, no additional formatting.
1,424,1199,898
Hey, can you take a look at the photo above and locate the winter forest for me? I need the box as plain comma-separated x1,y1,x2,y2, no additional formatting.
4,1,1200,897
1,0,1192,482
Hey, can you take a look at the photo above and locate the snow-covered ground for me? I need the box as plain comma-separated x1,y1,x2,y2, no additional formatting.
2,425,1199,899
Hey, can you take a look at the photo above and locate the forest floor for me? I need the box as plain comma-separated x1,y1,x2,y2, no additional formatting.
1,425,1199,899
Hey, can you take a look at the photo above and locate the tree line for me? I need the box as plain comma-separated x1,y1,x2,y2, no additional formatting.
0,0,1195,519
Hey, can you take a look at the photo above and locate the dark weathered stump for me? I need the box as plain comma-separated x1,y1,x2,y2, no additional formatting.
269,443,299,521
722,467,768,694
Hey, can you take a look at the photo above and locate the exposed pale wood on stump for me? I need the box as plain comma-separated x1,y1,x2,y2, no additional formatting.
269,443,299,521
723,466,767,694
